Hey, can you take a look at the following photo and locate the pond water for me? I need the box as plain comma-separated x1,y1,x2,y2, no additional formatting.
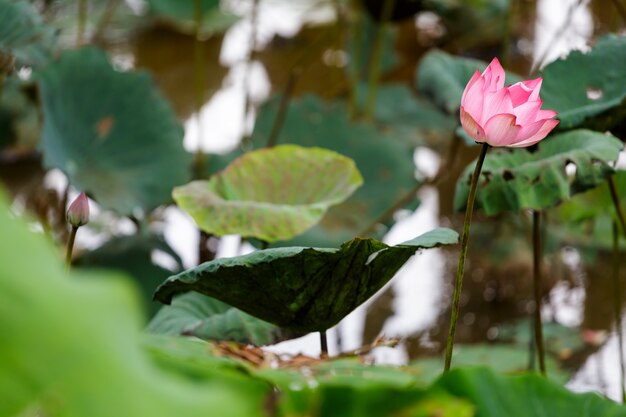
4,0,626,403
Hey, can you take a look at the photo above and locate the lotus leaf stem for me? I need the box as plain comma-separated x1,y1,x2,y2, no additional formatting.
532,210,546,376
612,221,626,403
363,0,395,120
609,175,626,238
320,330,328,357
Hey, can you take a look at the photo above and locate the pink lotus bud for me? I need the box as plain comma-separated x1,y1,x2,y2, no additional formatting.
66,192,89,227
460,58,559,148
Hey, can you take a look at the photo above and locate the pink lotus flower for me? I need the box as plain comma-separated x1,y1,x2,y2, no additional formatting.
66,192,90,227
460,58,559,147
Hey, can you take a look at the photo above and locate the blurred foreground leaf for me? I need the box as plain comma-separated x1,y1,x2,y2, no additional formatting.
175,144,363,243
435,367,626,417
148,292,299,345
454,130,623,215
154,228,458,332
36,47,191,215
0,190,267,417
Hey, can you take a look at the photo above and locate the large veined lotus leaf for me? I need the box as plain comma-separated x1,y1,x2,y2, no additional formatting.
154,228,459,332
416,50,522,114
454,130,623,215
0,0,56,67
541,34,626,130
0,190,267,417
148,292,300,345
249,94,418,247
146,0,239,36
36,47,192,215
174,144,363,242
435,367,626,417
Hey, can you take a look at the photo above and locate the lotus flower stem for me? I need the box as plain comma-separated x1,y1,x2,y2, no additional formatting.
320,330,329,357
532,210,546,376
608,175,626,238
444,142,489,372
364,0,395,120
612,221,626,403
65,226,78,270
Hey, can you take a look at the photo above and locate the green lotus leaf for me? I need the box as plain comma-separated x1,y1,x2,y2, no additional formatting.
146,0,239,36
541,34,626,130
454,129,623,215
249,94,419,247
148,292,300,345
174,144,363,243
258,357,473,417
0,190,267,417
153,228,459,332
436,367,626,417
416,50,521,114
0,0,56,67
36,47,192,215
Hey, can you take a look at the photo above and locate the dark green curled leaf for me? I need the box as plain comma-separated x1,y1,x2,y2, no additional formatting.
154,228,459,332
454,130,623,215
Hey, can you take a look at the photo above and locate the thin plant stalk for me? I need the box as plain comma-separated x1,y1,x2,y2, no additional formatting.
363,0,395,120
65,226,78,270
609,175,626,237
532,210,546,376
444,142,489,372
241,0,260,144
347,0,363,118
77,0,88,46
320,330,329,357
192,0,206,178
613,221,626,403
